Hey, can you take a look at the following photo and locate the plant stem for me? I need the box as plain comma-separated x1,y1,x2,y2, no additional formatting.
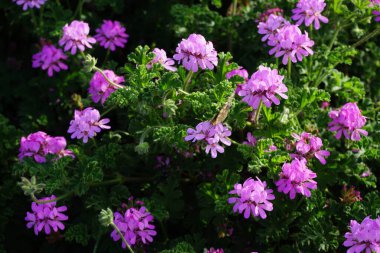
31,191,74,204
254,101,263,124
110,223,135,253
103,49,110,66
178,89,190,95
232,0,238,15
30,9,38,28
287,58,292,80
93,66,124,89
183,71,194,91
39,6,44,29
74,0,84,19
101,105,116,117
352,27,380,48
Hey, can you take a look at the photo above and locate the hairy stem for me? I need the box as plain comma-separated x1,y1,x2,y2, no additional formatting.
352,27,380,48
93,66,124,89
110,222,135,253
31,191,74,204
254,100,263,124
183,71,194,91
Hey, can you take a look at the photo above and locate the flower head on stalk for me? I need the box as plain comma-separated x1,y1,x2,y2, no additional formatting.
32,44,68,77
147,48,177,71
291,0,329,30
13,0,46,11
89,70,124,104
94,20,129,51
59,20,96,55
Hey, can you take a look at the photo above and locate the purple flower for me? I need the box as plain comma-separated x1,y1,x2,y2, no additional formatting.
25,195,68,235
238,66,288,109
59,20,96,55
19,131,74,163
243,132,257,147
32,44,68,77
228,177,275,219
258,8,284,22
258,14,290,42
67,107,110,143
226,66,249,94
111,206,157,247
13,0,46,11
343,216,380,253
173,34,218,72
268,25,314,65
373,10,380,22
185,121,231,158
369,0,380,7
147,48,177,71
328,102,368,141
291,0,329,30
290,132,330,164
155,155,170,169
89,70,124,104
206,248,224,253
94,20,129,51
276,158,317,199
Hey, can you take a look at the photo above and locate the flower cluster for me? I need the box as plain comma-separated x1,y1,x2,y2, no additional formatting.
94,20,129,51
147,48,177,71
206,248,224,253
258,14,290,42
343,216,380,253
32,44,68,77
291,0,329,30
13,0,46,11
25,196,68,235
185,121,231,158
19,131,74,163
369,0,380,7
276,158,317,199
328,102,368,141
238,66,288,109
228,177,275,219
341,185,362,204
89,70,124,104
68,107,110,143
173,33,218,72
258,8,284,22
111,206,157,247
243,132,257,147
373,11,380,22
290,132,330,164
59,20,96,55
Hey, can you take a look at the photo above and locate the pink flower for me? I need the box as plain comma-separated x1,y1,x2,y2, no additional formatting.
13,0,46,11
290,132,330,164
238,66,288,109
258,14,290,42
321,101,330,109
292,0,329,30
89,70,124,104
276,158,317,199
25,195,68,235
94,20,129,51
206,248,224,253
59,20,96,55
258,8,284,22
373,10,380,22
173,34,218,72
243,132,257,147
32,44,68,77
67,107,110,143
19,131,74,163
369,0,380,7
228,177,275,219
147,48,177,71
328,102,368,141
343,216,380,253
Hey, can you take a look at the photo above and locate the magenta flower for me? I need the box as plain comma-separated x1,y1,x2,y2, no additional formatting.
32,44,68,77
89,70,124,104
13,0,46,11
258,14,290,42
276,158,317,199
67,107,110,143
290,132,330,165
268,25,314,65
243,132,257,147
291,0,329,30
25,195,68,235
173,34,218,72
185,121,231,158
373,10,380,22
146,48,177,71
258,8,284,22
343,216,380,253
238,66,288,109
228,177,275,219
94,20,129,51
59,20,96,55
328,102,368,141
369,0,380,7
206,248,224,253
19,131,74,163
111,206,157,247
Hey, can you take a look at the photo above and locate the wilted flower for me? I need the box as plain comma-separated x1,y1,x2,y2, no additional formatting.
290,132,330,164
111,206,157,247
328,102,368,141
68,107,110,143
243,132,257,147
59,20,96,55
173,34,218,72
340,185,362,204
343,216,380,253
276,158,317,199
228,177,275,219
19,131,74,163
238,66,288,109
94,20,129,51
147,48,177,71
25,195,68,235
13,0,46,10
291,0,329,30
32,44,68,77
258,8,284,22
258,14,290,42
89,70,124,104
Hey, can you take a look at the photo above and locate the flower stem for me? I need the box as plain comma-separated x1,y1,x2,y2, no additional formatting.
93,66,124,89
31,191,74,204
254,100,263,124
30,9,38,28
352,27,380,48
103,49,110,66
178,89,190,95
287,58,292,80
183,71,194,91
110,222,135,253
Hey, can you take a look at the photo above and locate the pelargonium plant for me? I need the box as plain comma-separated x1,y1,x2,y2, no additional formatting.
94,20,129,51
32,44,68,77
59,20,96,55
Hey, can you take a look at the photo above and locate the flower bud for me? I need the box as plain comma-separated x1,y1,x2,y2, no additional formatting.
99,208,114,227
83,54,98,73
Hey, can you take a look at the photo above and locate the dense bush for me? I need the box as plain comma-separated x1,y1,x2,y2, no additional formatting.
1,0,380,252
